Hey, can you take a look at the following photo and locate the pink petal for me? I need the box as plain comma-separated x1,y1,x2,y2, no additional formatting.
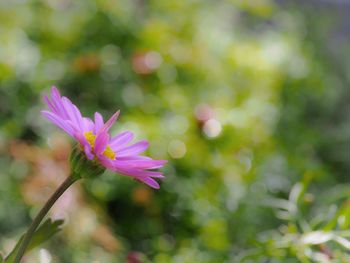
94,131,109,155
100,159,164,189
94,112,104,133
44,87,87,133
114,167,162,187
50,87,69,119
100,110,120,133
116,156,152,161
135,170,164,178
98,156,114,168
136,177,160,189
84,144,94,160
43,95,59,115
110,131,134,151
62,97,84,131
41,111,75,136
83,117,94,132
109,165,164,178
51,86,61,98
74,131,87,145
114,159,167,169
117,140,149,156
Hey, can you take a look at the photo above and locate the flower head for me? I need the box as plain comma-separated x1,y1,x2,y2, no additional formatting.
41,86,166,189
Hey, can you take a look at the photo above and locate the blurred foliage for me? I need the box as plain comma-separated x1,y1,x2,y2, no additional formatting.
0,0,350,262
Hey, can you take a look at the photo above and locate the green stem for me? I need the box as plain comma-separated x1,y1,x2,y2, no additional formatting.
13,176,78,263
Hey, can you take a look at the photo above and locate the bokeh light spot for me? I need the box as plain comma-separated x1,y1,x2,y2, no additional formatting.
203,119,222,138
168,140,186,159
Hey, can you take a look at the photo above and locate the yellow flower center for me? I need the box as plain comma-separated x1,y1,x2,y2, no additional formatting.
84,131,116,160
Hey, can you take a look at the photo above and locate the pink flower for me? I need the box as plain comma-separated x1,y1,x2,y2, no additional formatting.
41,86,166,189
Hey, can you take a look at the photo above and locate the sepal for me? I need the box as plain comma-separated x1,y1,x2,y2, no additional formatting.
69,146,105,180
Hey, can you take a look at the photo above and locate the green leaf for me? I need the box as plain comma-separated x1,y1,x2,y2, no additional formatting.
5,218,64,263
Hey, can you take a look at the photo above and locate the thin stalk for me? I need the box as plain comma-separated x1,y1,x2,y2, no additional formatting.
13,176,78,263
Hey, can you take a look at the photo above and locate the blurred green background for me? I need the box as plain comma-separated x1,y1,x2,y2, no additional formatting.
1,0,350,262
